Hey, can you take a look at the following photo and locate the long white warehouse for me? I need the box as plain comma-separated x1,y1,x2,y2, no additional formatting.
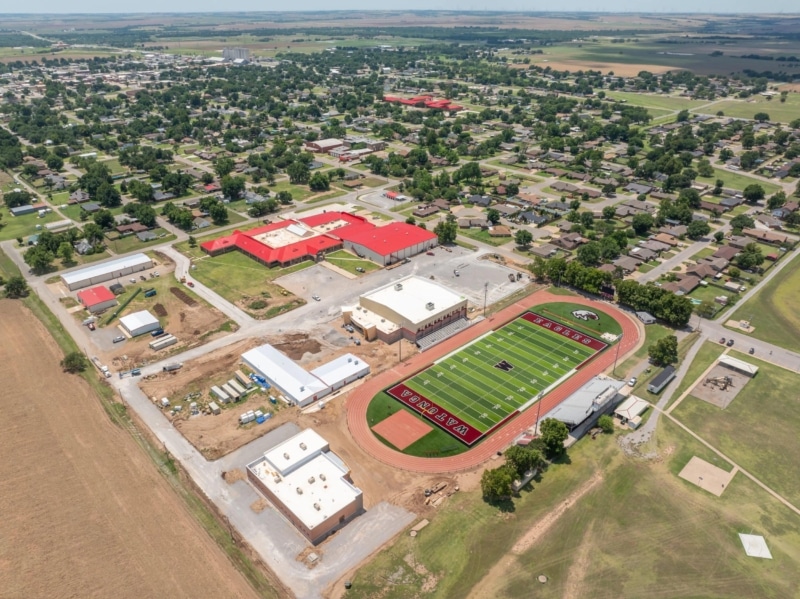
61,253,153,291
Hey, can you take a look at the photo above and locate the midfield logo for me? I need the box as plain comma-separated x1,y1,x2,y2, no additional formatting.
572,309,599,321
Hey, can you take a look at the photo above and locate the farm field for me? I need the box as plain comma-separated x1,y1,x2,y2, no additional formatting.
671,352,800,506
0,299,261,599
729,253,800,351
385,312,606,445
350,417,800,599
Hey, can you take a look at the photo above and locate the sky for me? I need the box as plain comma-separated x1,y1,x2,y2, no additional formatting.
5,2,800,13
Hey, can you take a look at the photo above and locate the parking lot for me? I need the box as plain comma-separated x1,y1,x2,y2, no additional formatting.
359,190,411,211
274,247,529,314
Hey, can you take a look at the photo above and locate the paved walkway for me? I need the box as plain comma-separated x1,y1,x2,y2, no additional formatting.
346,289,641,473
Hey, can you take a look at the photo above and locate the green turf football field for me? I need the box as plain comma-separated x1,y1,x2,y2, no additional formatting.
401,315,599,434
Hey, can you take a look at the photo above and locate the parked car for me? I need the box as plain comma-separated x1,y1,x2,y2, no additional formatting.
87,322,96,331
749,347,755,354
151,328,165,337
112,335,126,343
312,294,321,301
628,377,637,387
426,251,435,256
186,281,195,288
726,339,735,347
719,337,726,344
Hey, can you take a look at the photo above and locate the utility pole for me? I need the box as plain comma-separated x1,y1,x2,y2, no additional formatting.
398,321,403,363
613,333,623,377
534,392,543,436
483,282,488,317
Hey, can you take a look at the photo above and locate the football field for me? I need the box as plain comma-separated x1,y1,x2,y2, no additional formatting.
387,312,607,445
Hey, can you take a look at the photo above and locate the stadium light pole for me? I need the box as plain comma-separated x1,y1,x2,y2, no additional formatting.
613,333,623,377
534,392,544,437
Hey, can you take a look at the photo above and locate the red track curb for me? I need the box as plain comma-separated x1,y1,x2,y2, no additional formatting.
345,289,641,474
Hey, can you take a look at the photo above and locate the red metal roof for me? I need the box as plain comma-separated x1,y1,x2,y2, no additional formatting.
77,285,116,308
340,222,437,257
383,95,462,112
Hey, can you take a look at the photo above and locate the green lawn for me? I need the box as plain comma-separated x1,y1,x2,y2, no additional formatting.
695,94,800,124
605,90,709,112
0,210,73,242
351,417,800,599
107,229,176,255
672,353,800,507
536,301,623,338
729,252,800,351
665,341,726,408
616,323,673,379
182,248,313,310
323,250,380,275
457,227,511,247
697,167,781,196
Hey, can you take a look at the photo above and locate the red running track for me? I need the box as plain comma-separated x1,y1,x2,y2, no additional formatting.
345,289,642,474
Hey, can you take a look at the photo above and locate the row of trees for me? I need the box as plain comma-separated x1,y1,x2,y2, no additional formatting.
615,279,693,328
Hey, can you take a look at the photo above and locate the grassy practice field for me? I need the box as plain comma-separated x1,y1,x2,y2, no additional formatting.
385,312,606,445
696,93,800,124
729,254,800,351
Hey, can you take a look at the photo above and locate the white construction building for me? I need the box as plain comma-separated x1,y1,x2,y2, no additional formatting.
342,275,468,344
246,429,363,544
61,253,153,291
119,310,161,337
241,345,370,408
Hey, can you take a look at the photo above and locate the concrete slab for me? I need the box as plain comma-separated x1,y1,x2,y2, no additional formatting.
678,456,737,497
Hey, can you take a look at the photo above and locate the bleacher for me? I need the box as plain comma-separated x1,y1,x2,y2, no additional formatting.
416,317,480,351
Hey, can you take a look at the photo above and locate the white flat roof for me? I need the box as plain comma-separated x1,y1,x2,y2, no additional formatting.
546,377,625,426
61,253,151,286
739,534,772,559
119,310,159,330
242,344,328,404
361,275,465,326
719,355,759,376
249,429,361,532
615,395,650,420
310,353,369,387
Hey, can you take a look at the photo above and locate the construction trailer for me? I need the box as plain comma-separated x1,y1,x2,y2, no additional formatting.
235,370,253,388
221,382,241,402
227,379,247,397
211,385,231,404
149,334,177,351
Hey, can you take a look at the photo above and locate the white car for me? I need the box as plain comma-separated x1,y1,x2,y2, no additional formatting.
628,377,637,387
312,294,321,301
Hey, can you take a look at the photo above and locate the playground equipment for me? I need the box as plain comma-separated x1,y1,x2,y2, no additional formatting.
704,375,734,391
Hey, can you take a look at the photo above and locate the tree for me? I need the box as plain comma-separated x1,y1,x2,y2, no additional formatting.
576,241,601,267
743,184,765,203
480,465,514,500
539,418,568,457
208,203,228,225
188,236,197,248
597,414,615,434
95,182,121,208
3,190,32,208
730,214,755,232
736,242,765,270
602,205,617,220
93,209,115,229
213,156,235,178
220,175,246,200
631,212,654,235
686,219,711,240
713,230,725,243
58,241,74,264
4,275,28,298
486,208,501,225
287,161,310,185
127,179,155,203
696,300,717,319
434,219,458,245
767,191,786,210
23,245,54,274
308,172,330,191
504,445,545,476
60,351,88,374
728,266,741,279
648,334,678,366
602,183,616,197
754,112,770,122
515,229,533,248
277,190,293,205
82,222,104,245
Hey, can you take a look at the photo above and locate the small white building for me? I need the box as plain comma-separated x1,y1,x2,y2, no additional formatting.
119,310,161,337
242,344,331,407
246,429,363,544
614,395,650,428
310,353,370,392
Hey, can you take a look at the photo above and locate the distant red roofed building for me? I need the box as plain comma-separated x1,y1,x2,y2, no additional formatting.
340,222,437,266
76,285,119,314
383,95,463,113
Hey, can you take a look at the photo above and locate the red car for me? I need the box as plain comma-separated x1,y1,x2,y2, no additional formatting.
87,322,96,331
187,281,195,288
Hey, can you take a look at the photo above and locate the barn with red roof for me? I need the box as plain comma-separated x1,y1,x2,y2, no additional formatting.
76,285,118,314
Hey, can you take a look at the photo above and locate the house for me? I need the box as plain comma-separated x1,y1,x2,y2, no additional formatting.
553,232,584,250
69,190,91,203
659,225,687,238
558,221,575,233
529,243,558,258
628,247,657,262
551,181,580,194
116,223,148,235
580,187,602,199
755,214,783,229
518,211,548,226
719,196,744,209
701,257,730,272
653,233,679,247
153,191,175,202
193,217,211,229
541,201,570,216
613,255,641,274
74,240,93,255
458,218,489,229
662,275,701,295
493,204,519,217
489,225,511,237
625,182,653,195
700,200,728,213
82,202,102,214
713,245,739,261
729,235,751,249
412,204,440,218
742,228,789,245
468,195,492,207
685,263,716,279
650,191,675,201
639,239,671,254
136,231,158,242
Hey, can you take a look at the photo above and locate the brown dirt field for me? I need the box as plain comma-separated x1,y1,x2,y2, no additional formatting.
0,299,260,599
526,60,677,76
372,410,433,451
139,328,412,460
